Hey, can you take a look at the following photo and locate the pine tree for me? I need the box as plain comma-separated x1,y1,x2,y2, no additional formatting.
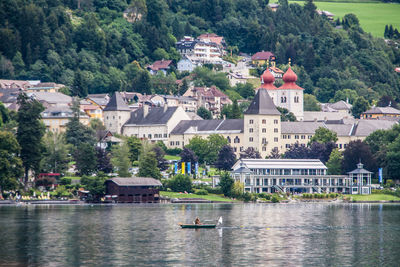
16,93,45,184
231,100,241,119
384,25,389,38
138,151,161,179
388,25,394,38
326,149,343,175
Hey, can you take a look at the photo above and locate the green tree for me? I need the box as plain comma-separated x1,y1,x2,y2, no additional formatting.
138,151,161,179
0,131,23,193
326,149,343,175
197,106,212,120
386,136,400,180
351,96,369,119
219,171,234,197
75,143,97,176
168,174,192,192
231,180,244,198
40,132,70,174
304,93,321,111
16,93,45,183
277,107,296,122
127,136,142,162
81,173,107,201
111,142,131,177
310,127,338,144
186,136,209,164
342,140,376,173
205,134,229,164
333,89,358,105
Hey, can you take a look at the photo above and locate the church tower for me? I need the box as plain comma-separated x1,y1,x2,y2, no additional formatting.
261,66,304,120
103,92,131,134
244,88,281,158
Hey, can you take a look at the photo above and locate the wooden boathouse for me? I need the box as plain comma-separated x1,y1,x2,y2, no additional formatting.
105,177,162,203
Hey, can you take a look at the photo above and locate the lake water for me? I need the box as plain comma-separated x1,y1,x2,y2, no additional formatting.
0,203,399,267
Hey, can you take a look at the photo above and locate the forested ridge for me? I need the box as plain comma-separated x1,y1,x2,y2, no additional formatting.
0,0,399,103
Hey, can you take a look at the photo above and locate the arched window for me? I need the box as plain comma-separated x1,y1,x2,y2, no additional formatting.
227,136,231,143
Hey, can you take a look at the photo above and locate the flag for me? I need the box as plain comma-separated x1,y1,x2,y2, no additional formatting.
195,162,199,175
174,161,178,174
187,162,191,174
379,168,383,183
182,162,185,174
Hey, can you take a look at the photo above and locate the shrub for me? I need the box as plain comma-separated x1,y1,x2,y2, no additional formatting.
242,192,252,202
168,174,192,192
271,195,280,203
194,189,208,195
205,187,223,194
60,177,72,185
166,148,182,156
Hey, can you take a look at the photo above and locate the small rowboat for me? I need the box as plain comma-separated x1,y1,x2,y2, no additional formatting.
179,223,216,229
179,217,222,229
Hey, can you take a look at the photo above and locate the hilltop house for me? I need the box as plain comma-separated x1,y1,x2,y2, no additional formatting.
251,51,275,66
147,60,173,75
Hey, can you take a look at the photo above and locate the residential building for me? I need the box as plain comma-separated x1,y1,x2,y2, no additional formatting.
361,106,400,119
183,86,232,118
321,100,352,114
231,159,372,194
80,99,103,120
147,59,173,75
42,106,90,133
105,177,162,203
28,92,72,107
87,94,110,109
175,36,225,64
251,51,275,66
103,92,132,134
177,56,200,72
197,33,226,47
227,72,251,86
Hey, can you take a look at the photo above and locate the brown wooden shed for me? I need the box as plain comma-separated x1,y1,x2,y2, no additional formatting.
105,177,162,203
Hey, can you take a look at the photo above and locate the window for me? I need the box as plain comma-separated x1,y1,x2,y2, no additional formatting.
274,128,278,133
283,135,287,139
148,134,152,138
227,136,231,143
106,116,109,120
234,136,240,143
274,119,278,124
249,137,253,142
154,134,158,138
249,128,253,133
233,147,237,152
262,138,267,144
176,141,180,146
113,116,115,119
301,135,305,139
262,119,266,124
344,144,347,148
262,147,266,151
301,144,305,147
294,96,299,103
285,144,290,148
339,144,342,149
281,97,287,103
164,134,168,138
295,135,299,139
262,128,266,133
288,135,291,139
274,137,278,142
170,141,175,146
249,119,254,124
308,135,312,139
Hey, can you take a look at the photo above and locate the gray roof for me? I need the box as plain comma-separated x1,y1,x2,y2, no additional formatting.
325,124,353,136
28,92,72,104
348,168,372,174
104,92,130,111
352,120,397,136
281,122,325,134
125,106,178,125
107,177,162,186
232,159,327,170
303,111,354,121
329,100,352,110
244,89,280,115
170,119,243,135
89,97,109,107
363,106,400,115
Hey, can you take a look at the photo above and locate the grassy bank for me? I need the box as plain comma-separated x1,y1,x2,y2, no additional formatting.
346,194,400,202
287,1,400,37
160,191,236,202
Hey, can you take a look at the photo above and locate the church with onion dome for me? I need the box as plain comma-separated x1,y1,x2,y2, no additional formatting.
258,65,304,120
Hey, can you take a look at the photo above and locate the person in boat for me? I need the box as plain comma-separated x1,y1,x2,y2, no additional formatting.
194,217,201,225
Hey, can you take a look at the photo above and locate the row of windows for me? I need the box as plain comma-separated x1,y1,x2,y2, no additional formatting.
250,168,326,176
250,137,278,142
280,96,300,103
170,141,180,146
282,135,312,140
227,136,241,143
249,128,278,133
249,119,279,124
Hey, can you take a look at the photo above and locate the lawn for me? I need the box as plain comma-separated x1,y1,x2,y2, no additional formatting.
164,155,181,161
160,191,236,202
287,1,400,37
347,193,400,201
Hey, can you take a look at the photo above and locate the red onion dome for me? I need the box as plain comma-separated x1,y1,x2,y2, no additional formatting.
282,67,297,83
261,69,275,84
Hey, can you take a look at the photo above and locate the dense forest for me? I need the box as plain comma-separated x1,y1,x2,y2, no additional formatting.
0,0,400,103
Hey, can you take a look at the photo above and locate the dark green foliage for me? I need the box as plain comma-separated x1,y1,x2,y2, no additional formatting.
0,131,22,192
186,134,228,164
127,136,142,162
16,93,45,182
351,96,370,119
60,177,72,185
240,147,261,159
96,147,113,173
152,145,168,171
197,107,212,120
75,143,97,176
41,132,70,174
179,148,198,174
168,174,192,192
219,172,234,197
277,107,296,122
138,151,161,179
194,189,208,195
310,127,338,144
221,100,242,119
81,173,107,201
342,140,377,173
215,145,236,171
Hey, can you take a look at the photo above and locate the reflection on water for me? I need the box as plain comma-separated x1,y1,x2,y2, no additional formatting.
0,203,400,266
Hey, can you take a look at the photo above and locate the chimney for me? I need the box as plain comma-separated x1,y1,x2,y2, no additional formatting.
164,103,168,113
143,104,149,118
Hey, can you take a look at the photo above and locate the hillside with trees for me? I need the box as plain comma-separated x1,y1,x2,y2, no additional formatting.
0,0,399,103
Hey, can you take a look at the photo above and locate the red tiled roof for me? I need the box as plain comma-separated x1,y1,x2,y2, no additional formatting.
147,60,173,71
251,51,275,61
269,66,284,74
197,33,224,45
260,69,277,90
278,67,304,90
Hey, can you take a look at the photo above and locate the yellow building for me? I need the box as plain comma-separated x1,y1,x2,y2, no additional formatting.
251,51,275,66
361,106,400,119
42,107,90,133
